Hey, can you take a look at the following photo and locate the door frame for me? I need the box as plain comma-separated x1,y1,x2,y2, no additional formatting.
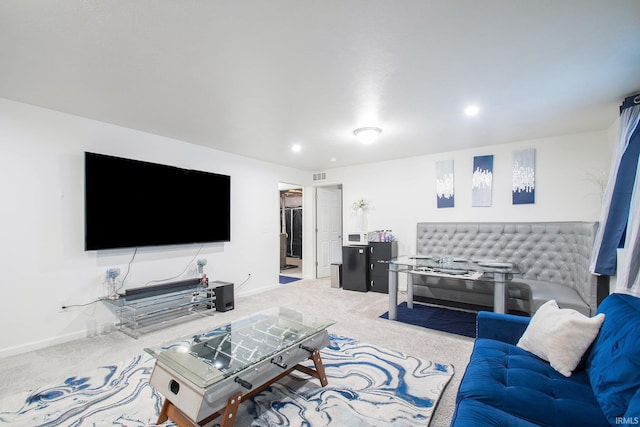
278,182,304,276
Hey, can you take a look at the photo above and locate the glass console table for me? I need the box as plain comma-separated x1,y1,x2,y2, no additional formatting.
386,255,518,319
145,307,335,427
103,287,215,338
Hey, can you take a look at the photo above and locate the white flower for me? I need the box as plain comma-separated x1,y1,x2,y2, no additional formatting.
352,198,368,211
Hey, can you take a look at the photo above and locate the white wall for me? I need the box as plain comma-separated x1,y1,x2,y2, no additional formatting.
317,130,615,257
0,98,309,357
0,97,618,357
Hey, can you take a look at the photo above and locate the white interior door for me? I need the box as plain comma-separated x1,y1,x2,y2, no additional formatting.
316,186,342,278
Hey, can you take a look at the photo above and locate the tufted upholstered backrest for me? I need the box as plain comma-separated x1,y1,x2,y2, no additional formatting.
416,222,599,312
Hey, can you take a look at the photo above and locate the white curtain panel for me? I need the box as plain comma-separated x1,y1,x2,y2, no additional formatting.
590,102,640,276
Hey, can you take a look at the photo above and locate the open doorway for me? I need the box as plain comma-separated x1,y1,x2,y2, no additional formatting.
279,183,303,277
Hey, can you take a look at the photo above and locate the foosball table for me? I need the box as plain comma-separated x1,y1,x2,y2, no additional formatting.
144,307,335,426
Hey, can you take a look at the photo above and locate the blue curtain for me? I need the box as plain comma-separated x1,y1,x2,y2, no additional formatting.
620,159,640,292
591,94,640,275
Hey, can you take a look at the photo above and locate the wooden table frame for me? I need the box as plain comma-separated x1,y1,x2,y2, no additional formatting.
156,347,328,427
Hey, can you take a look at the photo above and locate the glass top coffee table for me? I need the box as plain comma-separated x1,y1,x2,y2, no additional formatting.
386,255,519,319
145,307,335,427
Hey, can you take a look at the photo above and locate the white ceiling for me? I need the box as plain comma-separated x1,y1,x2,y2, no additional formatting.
1,1,639,172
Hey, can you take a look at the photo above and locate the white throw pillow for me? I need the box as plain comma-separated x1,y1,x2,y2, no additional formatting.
516,299,605,377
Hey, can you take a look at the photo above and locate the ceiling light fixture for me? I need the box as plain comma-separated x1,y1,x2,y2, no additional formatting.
291,144,302,152
464,105,480,117
353,127,382,144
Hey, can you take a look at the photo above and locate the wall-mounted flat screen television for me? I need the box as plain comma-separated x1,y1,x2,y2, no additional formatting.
84,152,230,250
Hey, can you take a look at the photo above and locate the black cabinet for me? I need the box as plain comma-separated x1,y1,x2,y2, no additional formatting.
368,241,398,293
342,245,369,292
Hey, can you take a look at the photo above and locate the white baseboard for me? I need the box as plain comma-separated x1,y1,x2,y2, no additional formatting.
0,329,88,359
236,282,280,298
1,283,282,359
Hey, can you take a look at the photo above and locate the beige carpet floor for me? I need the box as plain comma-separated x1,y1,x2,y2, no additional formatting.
0,277,474,427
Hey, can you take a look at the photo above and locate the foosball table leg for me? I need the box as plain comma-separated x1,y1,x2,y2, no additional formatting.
310,348,328,387
156,398,198,427
294,347,328,387
157,399,170,424
219,391,242,427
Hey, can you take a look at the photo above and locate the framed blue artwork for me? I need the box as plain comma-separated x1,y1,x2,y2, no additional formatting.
513,148,535,204
472,155,493,207
436,160,455,208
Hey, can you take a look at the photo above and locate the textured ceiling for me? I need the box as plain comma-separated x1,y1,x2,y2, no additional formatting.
1,1,639,171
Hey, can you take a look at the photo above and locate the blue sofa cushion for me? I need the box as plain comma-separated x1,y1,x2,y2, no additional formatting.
457,338,608,426
451,398,543,426
624,387,640,424
476,311,530,344
586,293,640,424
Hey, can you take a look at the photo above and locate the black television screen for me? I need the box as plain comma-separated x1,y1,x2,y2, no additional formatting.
84,152,230,250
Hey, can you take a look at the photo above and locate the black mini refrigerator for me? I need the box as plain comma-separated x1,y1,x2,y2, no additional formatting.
341,245,369,292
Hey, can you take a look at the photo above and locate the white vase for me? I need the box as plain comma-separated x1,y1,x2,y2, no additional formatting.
356,208,367,232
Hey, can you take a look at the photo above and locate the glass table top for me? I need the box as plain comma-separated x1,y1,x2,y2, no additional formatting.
387,255,519,276
144,307,335,388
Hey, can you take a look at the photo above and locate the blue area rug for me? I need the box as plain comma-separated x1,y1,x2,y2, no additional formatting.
279,275,301,284
0,335,454,426
380,302,477,338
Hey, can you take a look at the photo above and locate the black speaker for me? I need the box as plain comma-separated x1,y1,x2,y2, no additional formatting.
212,281,234,312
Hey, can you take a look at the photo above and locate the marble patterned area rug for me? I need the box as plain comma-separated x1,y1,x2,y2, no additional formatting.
0,335,454,427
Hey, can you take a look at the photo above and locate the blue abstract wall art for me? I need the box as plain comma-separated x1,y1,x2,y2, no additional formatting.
513,148,536,204
436,159,455,208
472,155,494,207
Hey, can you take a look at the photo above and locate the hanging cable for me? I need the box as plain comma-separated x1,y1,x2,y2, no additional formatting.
61,299,102,309
141,245,203,287
116,247,138,292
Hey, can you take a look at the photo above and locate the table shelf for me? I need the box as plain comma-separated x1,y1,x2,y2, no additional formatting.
103,280,220,338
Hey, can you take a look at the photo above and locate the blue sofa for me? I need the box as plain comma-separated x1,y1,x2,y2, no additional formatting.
451,293,640,426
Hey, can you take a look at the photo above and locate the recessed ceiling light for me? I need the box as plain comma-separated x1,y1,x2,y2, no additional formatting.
353,127,382,144
329,157,337,162
464,105,480,117
291,144,302,152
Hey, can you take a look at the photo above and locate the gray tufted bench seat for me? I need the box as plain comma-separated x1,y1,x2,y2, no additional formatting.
413,222,599,315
